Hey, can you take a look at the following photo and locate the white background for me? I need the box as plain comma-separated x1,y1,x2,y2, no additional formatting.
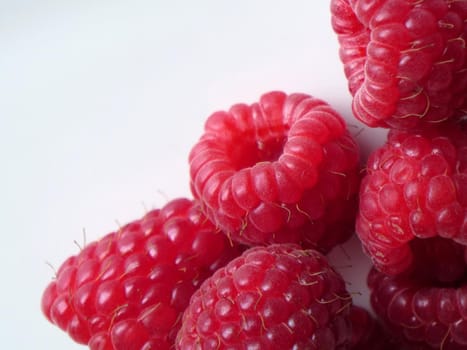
1,1,388,349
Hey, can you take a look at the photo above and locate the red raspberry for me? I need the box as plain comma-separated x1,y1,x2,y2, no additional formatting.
368,245,467,350
356,121,467,275
331,0,467,129
41,198,243,350
189,91,361,253
176,243,353,350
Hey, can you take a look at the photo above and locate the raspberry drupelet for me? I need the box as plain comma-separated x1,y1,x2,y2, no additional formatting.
189,91,361,253
176,244,354,350
356,121,467,275
331,0,467,129
41,198,243,350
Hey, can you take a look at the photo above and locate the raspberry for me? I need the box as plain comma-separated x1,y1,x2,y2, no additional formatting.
331,0,467,129
356,121,467,275
189,91,361,252
41,198,243,350
368,254,467,350
176,243,353,350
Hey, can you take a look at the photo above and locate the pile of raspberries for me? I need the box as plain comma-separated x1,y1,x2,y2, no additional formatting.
41,1,467,349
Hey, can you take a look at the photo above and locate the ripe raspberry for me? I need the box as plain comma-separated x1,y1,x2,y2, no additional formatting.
368,243,467,350
356,121,467,275
176,243,353,350
189,91,361,253
41,198,243,350
331,0,467,129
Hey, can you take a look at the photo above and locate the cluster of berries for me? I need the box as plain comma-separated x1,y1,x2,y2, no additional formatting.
41,90,364,350
41,1,467,349
332,0,467,349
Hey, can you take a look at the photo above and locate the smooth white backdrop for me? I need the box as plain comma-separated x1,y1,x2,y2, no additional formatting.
1,1,388,349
